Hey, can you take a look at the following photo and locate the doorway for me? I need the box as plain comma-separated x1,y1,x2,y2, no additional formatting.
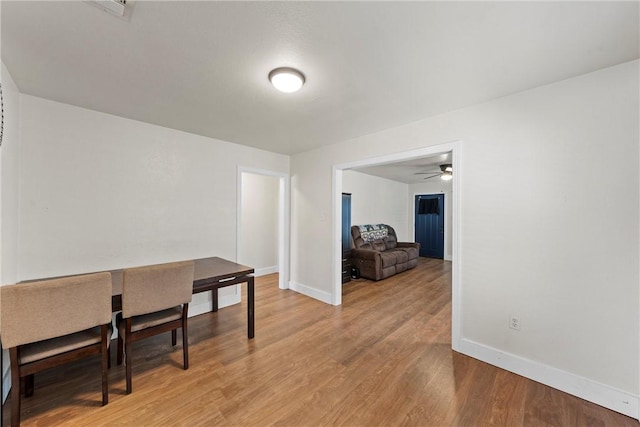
415,194,444,259
332,141,461,350
237,167,290,290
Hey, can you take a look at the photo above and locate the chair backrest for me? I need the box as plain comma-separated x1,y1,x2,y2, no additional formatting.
122,260,194,318
1,272,113,349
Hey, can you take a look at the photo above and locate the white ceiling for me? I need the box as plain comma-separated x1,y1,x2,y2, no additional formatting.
355,152,453,185
2,1,638,155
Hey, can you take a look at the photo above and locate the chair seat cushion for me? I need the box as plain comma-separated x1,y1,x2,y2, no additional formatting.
117,306,182,332
20,325,112,365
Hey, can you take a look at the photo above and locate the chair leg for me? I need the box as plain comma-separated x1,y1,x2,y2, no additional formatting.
101,325,109,406
9,349,21,427
125,319,133,395
171,330,177,346
117,329,123,366
182,304,189,370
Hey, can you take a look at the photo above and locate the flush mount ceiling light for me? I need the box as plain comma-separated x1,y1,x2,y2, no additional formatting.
269,67,305,93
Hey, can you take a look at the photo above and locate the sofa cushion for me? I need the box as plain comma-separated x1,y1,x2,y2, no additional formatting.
379,251,397,268
391,249,408,264
372,240,386,252
397,247,419,260
395,262,408,273
384,233,397,249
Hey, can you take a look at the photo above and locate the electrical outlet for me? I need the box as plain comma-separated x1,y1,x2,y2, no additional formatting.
509,314,521,331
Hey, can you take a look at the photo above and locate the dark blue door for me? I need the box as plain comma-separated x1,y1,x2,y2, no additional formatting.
415,194,444,259
342,193,352,251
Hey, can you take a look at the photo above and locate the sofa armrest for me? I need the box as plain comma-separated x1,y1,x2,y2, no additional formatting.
351,248,381,261
397,242,420,249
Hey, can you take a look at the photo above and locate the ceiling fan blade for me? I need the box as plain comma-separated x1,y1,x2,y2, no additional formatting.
414,172,440,175
421,174,441,180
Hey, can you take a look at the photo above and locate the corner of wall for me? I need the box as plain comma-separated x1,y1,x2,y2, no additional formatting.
289,280,333,305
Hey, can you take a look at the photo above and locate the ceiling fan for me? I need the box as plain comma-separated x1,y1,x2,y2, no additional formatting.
414,164,453,181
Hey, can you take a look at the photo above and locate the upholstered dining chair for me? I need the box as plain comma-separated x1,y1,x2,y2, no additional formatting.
116,260,194,394
0,272,113,427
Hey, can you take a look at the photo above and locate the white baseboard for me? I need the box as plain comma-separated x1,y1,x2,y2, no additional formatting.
458,338,639,420
254,265,278,277
444,254,452,261
288,281,333,305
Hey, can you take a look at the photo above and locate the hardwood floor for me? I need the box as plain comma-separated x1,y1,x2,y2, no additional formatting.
2,258,636,426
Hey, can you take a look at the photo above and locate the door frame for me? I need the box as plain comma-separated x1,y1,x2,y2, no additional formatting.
412,192,451,261
332,140,462,351
237,166,290,290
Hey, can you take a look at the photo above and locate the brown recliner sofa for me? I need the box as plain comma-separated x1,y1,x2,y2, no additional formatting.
350,224,420,281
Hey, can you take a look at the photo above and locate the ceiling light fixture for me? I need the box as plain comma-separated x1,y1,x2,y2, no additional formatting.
440,164,453,180
269,67,305,93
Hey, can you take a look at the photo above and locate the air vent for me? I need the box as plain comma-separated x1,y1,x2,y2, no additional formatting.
92,0,126,17
87,0,134,20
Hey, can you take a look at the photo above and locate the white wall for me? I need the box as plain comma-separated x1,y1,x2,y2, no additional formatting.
19,95,288,278
239,172,279,274
1,62,21,402
18,95,288,314
290,60,639,414
409,179,453,260
1,63,20,285
342,170,409,240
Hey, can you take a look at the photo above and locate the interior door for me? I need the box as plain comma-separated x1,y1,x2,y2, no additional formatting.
415,194,444,259
341,193,352,251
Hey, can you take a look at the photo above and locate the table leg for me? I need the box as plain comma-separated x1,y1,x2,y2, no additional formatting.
248,277,255,339
212,288,218,312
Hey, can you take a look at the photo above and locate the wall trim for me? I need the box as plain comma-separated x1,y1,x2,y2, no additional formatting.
289,281,333,305
459,338,639,420
254,265,278,277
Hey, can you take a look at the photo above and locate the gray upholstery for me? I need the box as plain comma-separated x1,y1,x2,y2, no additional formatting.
122,260,194,318
117,306,182,332
118,260,194,394
1,272,113,426
19,325,112,364
351,224,420,281
1,272,112,349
